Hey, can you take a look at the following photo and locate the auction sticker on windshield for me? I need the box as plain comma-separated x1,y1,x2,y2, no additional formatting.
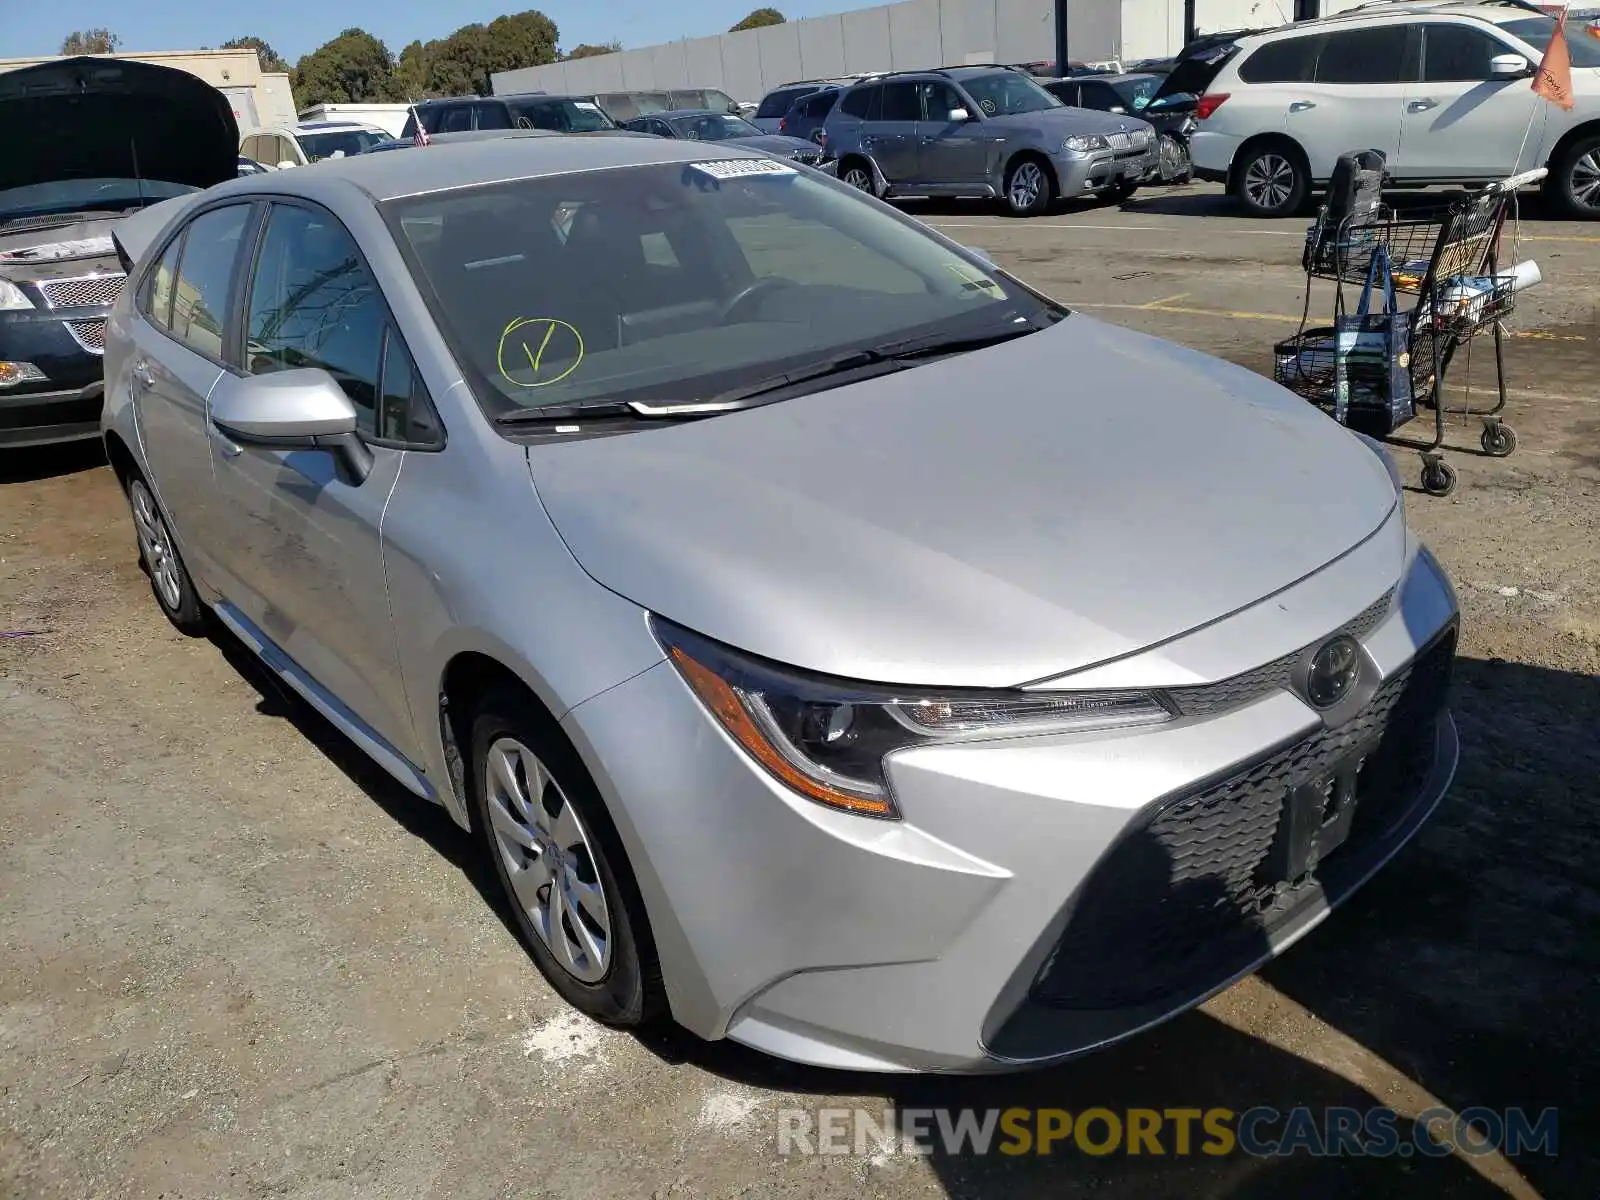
687,159,798,180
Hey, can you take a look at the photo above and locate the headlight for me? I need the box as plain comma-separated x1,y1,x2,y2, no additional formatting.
0,279,33,311
655,618,1175,819
1063,134,1110,154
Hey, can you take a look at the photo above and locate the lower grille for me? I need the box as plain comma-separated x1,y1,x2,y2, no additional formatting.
1031,625,1456,1012
64,318,107,355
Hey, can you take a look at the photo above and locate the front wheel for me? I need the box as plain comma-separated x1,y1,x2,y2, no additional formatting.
1105,181,1140,205
1233,144,1309,218
1003,156,1054,217
1547,134,1600,219
839,159,877,196
468,691,663,1026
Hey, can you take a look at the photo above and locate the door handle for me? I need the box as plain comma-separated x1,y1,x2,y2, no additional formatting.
1408,98,1438,112
1288,100,1316,113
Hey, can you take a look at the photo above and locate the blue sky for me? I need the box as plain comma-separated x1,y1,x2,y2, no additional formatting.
6,0,847,63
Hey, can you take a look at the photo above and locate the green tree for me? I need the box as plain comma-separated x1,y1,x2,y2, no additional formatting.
394,40,431,99
564,41,621,60
292,28,400,105
60,28,121,54
222,36,290,74
414,10,560,97
729,8,784,31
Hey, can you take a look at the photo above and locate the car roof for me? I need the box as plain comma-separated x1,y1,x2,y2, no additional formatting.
655,108,725,119
1243,0,1539,39
202,130,773,204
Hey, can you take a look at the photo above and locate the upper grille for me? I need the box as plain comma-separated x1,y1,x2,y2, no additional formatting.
1031,624,1455,1012
1165,589,1395,718
65,318,107,355
39,273,124,310
1107,131,1133,150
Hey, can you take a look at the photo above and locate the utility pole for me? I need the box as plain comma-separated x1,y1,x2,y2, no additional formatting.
1054,0,1070,76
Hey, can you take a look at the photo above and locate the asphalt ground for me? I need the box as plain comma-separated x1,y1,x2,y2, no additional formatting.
2,180,1597,1199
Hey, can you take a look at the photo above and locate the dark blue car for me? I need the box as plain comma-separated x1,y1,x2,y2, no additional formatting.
622,109,825,166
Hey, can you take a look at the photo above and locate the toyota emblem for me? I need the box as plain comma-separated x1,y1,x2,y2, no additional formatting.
1306,636,1361,709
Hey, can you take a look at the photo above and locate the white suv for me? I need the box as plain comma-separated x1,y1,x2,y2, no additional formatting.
1188,3,1600,217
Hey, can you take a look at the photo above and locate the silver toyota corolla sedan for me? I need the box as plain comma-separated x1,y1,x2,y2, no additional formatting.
101,136,1459,1073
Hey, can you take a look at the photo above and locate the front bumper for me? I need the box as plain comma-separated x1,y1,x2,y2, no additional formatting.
563,527,1459,1073
0,304,109,448
1054,144,1158,197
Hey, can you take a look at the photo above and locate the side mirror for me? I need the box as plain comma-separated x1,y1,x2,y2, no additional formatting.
1110,105,1127,114
276,160,297,170
948,106,972,122
210,368,374,484
961,243,996,266
1490,54,1532,78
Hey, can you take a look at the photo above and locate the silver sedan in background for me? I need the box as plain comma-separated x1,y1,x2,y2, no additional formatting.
102,136,1458,1073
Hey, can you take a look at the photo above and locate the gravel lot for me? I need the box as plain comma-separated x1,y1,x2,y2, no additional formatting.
2,182,1597,1199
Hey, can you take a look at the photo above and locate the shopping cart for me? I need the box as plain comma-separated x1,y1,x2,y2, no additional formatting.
1277,167,1545,497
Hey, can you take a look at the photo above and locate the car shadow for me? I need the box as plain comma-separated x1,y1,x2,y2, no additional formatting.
207,627,1591,1195
0,439,105,484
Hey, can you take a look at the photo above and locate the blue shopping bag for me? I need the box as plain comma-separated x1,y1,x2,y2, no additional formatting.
1334,245,1414,436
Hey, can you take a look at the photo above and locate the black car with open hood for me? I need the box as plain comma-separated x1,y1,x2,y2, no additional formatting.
0,56,237,448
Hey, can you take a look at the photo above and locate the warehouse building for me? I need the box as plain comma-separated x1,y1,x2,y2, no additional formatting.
493,0,1360,104
0,47,296,129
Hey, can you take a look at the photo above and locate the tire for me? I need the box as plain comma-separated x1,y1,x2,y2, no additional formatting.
468,689,664,1027
1480,422,1517,458
1233,142,1310,218
125,475,208,635
1003,155,1055,217
1158,133,1191,184
1546,133,1600,219
838,158,877,196
1420,460,1458,498
1106,181,1140,204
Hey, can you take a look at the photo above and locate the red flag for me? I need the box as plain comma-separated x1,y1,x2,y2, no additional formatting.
1532,11,1576,111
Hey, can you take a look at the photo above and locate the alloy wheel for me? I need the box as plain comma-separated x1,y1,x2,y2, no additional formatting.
1243,153,1294,211
1570,149,1600,212
1008,161,1045,210
484,736,613,983
842,166,874,193
129,479,182,612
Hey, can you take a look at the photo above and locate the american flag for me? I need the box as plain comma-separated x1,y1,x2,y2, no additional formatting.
410,106,431,146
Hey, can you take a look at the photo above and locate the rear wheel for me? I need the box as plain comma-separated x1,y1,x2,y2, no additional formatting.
125,476,208,635
1546,133,1600,219
1003,156,1055,217
1233,143,1309,218
1105,181,1140,204
839,158,877,196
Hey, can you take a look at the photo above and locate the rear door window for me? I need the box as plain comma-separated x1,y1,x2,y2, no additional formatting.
839,83,881,120
878,81,922,122
474,101,512,130
1316,25,1414,83
439,104,473,133
1238,35,1324,83
168,204,252,363
1079,80,1124,109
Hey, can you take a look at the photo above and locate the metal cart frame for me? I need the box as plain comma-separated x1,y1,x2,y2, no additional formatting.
1288,168,1545,497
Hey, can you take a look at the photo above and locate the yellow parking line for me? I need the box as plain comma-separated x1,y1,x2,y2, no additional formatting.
1071,299,1587,340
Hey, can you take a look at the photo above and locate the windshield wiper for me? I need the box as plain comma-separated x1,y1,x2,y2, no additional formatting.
494,324,1046,428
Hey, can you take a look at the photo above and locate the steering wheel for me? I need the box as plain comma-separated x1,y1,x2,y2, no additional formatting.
718,276,797,323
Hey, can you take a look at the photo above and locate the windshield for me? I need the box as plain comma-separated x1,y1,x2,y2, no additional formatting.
1498,17,1600,67
0,178,195,220
958,71,1063,117
512,98,616,132
298,129,389,162
386,161,1059,417
668,113,763,141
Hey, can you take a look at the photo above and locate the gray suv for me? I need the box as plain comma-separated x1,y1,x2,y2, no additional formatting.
822,66,1159,215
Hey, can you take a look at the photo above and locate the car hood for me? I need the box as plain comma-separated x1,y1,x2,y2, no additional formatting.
729,133,819,154
0,56,237,194
526,316,1397,688
992,107,1155,137
0,214,124,280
